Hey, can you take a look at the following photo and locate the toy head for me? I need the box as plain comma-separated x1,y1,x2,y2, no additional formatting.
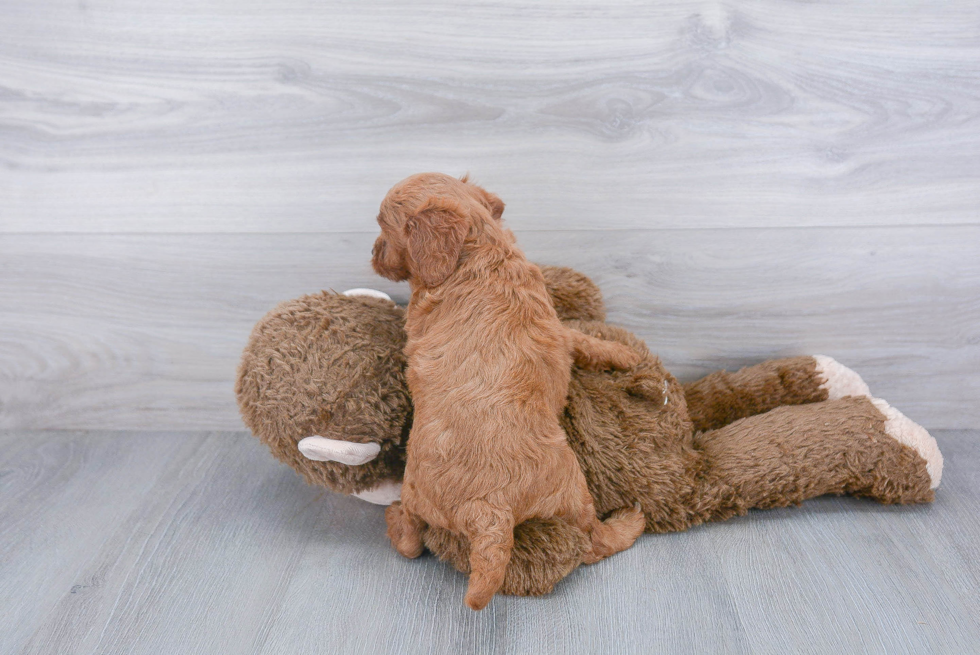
371,172,507,288
235,291,412,501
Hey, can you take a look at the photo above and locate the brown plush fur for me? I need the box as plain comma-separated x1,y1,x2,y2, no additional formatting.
540,265,607,323
695,396,934,512
236,264,937,599
371,173,644,609
683,356,828,433
235,292,410,494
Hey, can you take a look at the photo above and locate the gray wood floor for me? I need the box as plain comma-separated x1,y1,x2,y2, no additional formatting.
2,429,978,655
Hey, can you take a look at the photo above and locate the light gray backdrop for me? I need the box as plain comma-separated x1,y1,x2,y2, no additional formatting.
2,0,978,430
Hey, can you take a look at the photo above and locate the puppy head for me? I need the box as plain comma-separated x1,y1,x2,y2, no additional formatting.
372,173,506,288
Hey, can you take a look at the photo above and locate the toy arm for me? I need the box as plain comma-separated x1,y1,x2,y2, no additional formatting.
683,355,870,433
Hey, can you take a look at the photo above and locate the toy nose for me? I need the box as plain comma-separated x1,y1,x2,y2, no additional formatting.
297,436,381,465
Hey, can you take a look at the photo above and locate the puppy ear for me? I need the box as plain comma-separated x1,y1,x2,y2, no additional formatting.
406,196,468,287
466,181,504,221
479,189,505,221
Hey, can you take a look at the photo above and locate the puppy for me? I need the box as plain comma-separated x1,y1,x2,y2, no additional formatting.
372,173,646,610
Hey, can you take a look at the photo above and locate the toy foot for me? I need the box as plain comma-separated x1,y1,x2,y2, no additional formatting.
814,355,871,399
583,504,645,565
871,398,943,489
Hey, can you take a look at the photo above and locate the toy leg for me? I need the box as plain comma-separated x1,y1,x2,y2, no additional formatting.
567,328,640,371
683,355,871,433
385,502,425,559
694,396,941,522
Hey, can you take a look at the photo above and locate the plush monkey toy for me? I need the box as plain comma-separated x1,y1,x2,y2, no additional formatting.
236,266,942,595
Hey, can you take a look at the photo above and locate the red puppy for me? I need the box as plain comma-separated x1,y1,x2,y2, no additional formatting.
372,173,645,610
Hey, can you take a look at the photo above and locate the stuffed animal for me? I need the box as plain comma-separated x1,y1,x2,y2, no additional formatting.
236,266,943,596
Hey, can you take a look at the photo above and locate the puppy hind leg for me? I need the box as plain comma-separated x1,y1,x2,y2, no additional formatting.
459,503,515,611
385,501,426,559
558,477,645,565
567,328,639,371
583,505,646,564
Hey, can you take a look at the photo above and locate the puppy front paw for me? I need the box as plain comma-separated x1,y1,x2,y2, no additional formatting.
572,333,641,371
604,343,641,371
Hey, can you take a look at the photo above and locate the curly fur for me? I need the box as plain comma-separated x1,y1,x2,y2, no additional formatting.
371,173,644,609
235,292,411,494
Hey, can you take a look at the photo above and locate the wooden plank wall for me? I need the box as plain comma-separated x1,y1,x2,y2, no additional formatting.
2,0,978,430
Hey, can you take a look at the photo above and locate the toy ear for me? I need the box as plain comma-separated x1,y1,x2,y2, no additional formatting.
406,196,468,287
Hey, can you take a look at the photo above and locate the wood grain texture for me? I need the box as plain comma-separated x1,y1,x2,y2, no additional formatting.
2,429,978,654
1,226,977,431
3,4,976,649
1,1,979,232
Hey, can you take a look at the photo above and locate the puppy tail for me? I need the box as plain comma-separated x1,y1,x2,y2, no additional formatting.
461,503,515,610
